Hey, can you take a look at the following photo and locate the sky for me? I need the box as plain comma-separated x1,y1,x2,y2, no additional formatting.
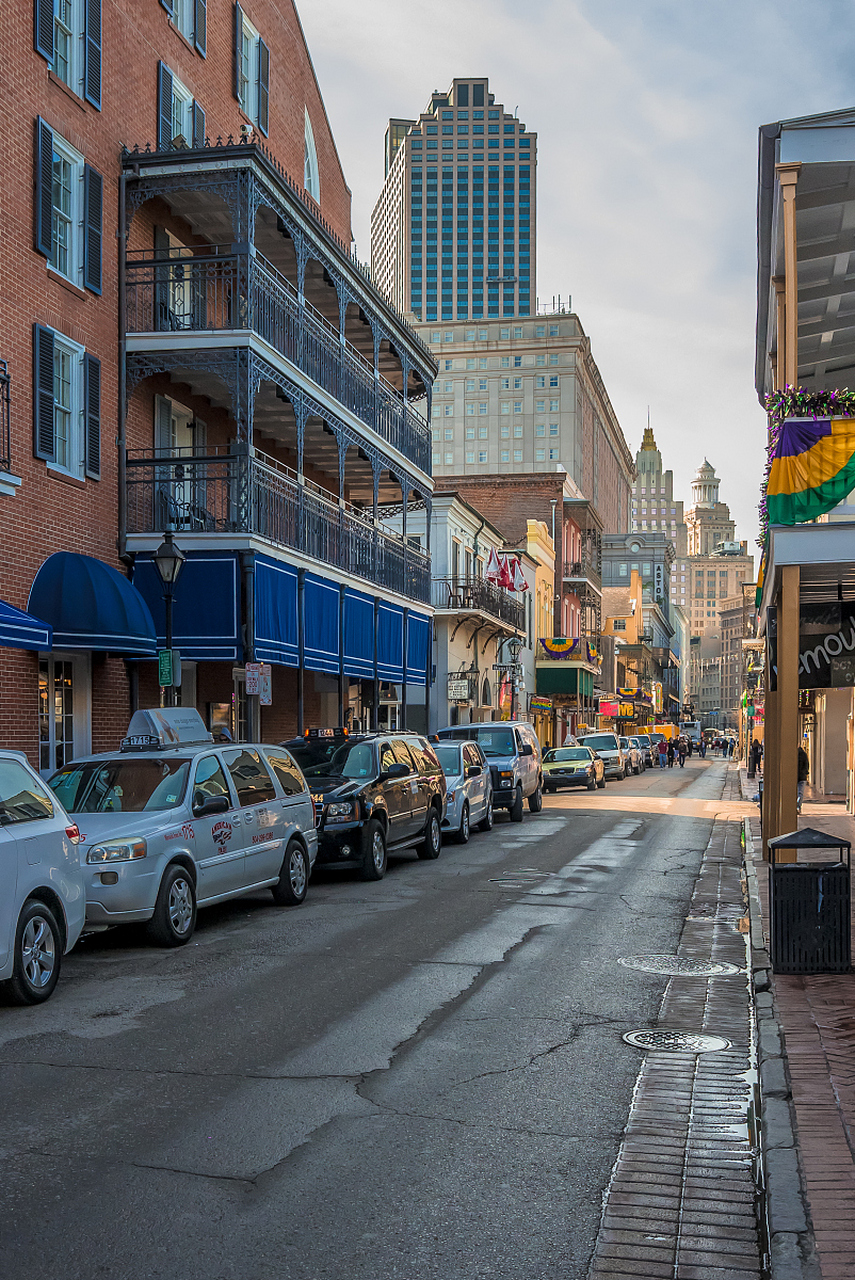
299,0,855,554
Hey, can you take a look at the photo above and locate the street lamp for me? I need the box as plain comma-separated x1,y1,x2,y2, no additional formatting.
153,532,186,707
507,634,523,720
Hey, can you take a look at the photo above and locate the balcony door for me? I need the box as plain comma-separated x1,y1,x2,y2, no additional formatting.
155,395,207,531
38,654,90,777
154,228,203,331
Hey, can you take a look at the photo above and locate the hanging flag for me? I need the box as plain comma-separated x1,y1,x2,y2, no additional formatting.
498,555,515,591
485,546,501,583
512,558,529,592
767,416,855,525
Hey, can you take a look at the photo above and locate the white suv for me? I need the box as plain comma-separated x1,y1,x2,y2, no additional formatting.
0,751,85,1005
50,708,317,947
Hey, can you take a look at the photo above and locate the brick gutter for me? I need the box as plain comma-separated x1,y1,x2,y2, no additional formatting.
741,777,822,1280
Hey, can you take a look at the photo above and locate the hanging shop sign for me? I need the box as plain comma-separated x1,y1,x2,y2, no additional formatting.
447,676,473,702
654,563,664,601
768,604,855,691
529,696,553,713
618,702,635,718
653,683,663,714
599,700,619,718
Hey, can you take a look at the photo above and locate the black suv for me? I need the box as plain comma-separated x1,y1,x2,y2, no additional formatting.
283,730,447,881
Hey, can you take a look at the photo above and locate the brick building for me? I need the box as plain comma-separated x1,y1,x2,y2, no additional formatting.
1,0,436,769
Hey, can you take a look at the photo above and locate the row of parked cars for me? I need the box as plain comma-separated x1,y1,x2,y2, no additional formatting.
1,710,645,1007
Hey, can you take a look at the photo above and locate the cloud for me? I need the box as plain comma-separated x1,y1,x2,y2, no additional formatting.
299,0,855,548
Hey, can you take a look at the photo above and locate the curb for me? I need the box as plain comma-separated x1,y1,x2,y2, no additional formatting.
743,817,822,1280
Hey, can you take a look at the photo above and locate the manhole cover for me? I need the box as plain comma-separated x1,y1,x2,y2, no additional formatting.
623,1029,731,1053
618,955,741,977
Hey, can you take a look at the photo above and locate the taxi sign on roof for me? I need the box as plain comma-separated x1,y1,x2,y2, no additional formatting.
121,707,213,752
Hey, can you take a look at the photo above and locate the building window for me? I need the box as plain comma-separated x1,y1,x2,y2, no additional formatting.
444,452,453,465
444,428,454,440
49,133,83,283
513,423,523,437
39,655,89,775
514,449,523,461
612,619,626,631
33,325,100,480
549,423,559,436
465,451,475,463
478,402,488,414
478,450,487,463
465,427,475,439
500,450,509,462
549,448,559,460
535,448,545,461
236,7,270,134
478,426,488,439
535,423,545,436
444,405,453,416
500,425,509,438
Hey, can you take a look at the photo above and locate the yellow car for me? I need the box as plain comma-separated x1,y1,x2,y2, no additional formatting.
542,746,606,793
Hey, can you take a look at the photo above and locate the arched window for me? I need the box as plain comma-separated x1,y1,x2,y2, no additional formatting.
304,110,319,201
481,676,491,707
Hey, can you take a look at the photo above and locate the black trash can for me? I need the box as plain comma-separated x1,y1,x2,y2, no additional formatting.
769,828,852,974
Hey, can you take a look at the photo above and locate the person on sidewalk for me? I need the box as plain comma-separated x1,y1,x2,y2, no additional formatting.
687,738,693,757
658,739,668,769
797,745,809,812
728,738,736,759
751,739,763,774
667,739,676,768
678,737,687,768
699,738,707,760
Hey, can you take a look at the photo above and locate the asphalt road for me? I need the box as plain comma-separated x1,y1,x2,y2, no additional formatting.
0,756,730,1280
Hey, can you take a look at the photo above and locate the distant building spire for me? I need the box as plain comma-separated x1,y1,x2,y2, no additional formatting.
640,425,657,451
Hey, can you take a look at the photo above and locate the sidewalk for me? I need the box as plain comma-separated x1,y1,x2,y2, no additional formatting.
741,764,855,1280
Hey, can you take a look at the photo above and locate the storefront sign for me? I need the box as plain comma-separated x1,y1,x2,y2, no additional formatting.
654,563,664,601
769,604,855,690
599,700,619,717
619,702,634,717
448,677,472,702
529,696,553,713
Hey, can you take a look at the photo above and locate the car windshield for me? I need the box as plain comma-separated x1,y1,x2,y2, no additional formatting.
581,735,618,751
49,758,191,813
470,729,515,757
433,745,463,776
544,748,589,763
288,740,341,776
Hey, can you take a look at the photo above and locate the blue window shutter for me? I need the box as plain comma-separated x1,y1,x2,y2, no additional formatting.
84,353,101,480
34,117,53,258
194,0,206,55
192,100,206,149
83,0,101,109
83,165,103,294
233,4,243,102
34,0,54,60
33,325,55,462
257,39,269,136
157,62,173,150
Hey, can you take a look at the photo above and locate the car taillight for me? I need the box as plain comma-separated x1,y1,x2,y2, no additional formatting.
65,824,81,844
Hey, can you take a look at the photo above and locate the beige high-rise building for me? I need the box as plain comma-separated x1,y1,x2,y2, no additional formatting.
684,459,737,555
371,77,536,323
632,425,686,554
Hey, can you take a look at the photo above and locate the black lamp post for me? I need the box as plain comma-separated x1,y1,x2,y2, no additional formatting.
508,634,523,720
153,532,186,706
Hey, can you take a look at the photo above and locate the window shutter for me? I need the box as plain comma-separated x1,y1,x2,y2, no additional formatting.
33,325,56,462
257,39,269,136
192,100,206,149
194,0,206,56
84,353,101,480
83,0,101,109
157,62,173,151
83,165,103,294
233,4,243,102
34,0,54,60
34,117,53,259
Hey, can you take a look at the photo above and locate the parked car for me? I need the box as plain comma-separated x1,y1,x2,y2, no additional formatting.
49,708,317,947
435,721,543,821
542,745,605,792
0,750,85,1005
285,730,446,880
431,739,493,841
578,732,629,780
621,737,645,775
633,734,655,767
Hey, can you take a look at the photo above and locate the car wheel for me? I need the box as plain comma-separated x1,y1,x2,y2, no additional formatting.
271,840,309,905
528,784,543,813
360,820,387,881
586,776,597,791
597,775,606,789
3,900,63,1006
618,768,626,781
477,797,494,832
510,787,524,823
456,802,470,844
146,864,197,947
417,808,442,860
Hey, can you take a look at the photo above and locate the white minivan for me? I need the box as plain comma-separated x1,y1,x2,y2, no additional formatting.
0,751,86,1005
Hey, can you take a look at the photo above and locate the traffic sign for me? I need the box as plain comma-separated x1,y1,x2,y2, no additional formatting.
245,662,261,695
157,648,181,687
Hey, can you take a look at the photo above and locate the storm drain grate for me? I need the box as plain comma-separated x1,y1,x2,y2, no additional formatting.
623,1029,731,1053
618,955,741,977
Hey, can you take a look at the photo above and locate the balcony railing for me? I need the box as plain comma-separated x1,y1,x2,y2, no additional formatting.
124,247,431,476
125,446,430,605
431,575,524,631
563,557,601,588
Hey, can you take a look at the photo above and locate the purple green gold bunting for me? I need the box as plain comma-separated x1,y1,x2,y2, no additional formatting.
766,416,855,525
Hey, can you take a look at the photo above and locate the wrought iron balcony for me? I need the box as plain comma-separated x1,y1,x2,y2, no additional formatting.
124,247,431,476
563,557,602,589
431,575,525,631
125,446,430,605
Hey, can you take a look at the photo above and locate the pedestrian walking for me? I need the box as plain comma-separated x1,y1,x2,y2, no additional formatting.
678,737,687,768
797,745,809,813
751,738,763,774
667,740,676,768
728,738,735,759
658,740,668,769
687,738,693,757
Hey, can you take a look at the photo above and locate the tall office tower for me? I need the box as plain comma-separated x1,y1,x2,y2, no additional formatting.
632,426,686,554
684,460,736,555
371,77,537,322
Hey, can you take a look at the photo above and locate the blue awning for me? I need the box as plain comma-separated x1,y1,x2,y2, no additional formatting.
29,553,156,656
133,553,241,661
255,555,297,667
343,589,374,679
304,573,340,674
0,598,52,651
406,612,431,686
377,602,404,683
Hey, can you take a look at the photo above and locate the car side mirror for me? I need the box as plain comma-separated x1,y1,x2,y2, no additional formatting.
521,743,534,757
193,792,230,817
466,764,482,778
383,762,410,780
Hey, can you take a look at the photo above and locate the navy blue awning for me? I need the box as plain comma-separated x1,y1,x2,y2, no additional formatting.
133,553,240,661
304,573,340,674
255,555,298,667
343,589,374,680
406,612,431,686
0,598,52,651
29,553,156,656
377,602,404,683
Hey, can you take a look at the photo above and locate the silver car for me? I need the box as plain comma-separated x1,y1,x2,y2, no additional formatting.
578,732,629,780
621,737,645,775
432,739,493,842
49,708,317,947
